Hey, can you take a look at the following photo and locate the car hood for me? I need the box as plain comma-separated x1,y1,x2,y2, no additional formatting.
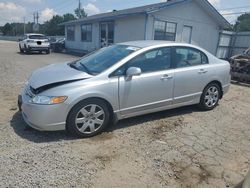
28,62,92,89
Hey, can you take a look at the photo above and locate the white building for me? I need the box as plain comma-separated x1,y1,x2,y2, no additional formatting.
61,0,229,55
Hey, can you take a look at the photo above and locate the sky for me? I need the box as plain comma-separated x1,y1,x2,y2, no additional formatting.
0,0,250,26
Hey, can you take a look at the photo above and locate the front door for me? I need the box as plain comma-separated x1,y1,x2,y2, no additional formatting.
118,47,174,117
182,26,192,44
100,22,114,48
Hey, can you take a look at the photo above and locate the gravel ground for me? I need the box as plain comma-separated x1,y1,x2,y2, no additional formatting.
0,40,249,188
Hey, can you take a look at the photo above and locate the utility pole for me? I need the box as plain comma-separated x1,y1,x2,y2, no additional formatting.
33,12,36,23
78,0,81,19
33,11,39,24
36,11,39,24
33,11,39,32
23,17,26,35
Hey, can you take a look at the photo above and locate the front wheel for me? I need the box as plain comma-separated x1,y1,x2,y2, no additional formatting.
66,99,110,138
19,45,24,53
199,83,221,111
46,49,50,54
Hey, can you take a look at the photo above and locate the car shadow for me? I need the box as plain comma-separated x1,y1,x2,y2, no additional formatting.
107,105,200,132
17,51,48,55
10,112,75,143
231,80,250,88
10,105,201,143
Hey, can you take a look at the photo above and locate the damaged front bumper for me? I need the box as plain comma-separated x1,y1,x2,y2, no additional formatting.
17,91,67,131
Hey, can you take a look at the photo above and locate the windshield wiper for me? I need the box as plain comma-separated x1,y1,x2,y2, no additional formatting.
69,62,78,69
68,61,93,75
79,62,93,75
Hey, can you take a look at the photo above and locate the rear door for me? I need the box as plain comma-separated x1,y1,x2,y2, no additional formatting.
116,47,175,117
173,46,212,105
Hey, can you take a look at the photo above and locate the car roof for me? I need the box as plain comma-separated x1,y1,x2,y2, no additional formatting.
119,40,201,49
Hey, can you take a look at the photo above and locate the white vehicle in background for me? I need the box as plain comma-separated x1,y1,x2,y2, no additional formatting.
19,33,50,54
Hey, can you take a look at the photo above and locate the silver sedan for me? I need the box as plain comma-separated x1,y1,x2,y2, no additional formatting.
18,41,231,137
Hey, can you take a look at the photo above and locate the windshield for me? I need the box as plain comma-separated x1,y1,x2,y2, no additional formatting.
70,45,140,75
29,35,47,39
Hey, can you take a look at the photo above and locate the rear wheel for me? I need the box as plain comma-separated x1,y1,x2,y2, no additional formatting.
66,99,110,138
46,49,50,54
199,83,221,110
24,45,30,54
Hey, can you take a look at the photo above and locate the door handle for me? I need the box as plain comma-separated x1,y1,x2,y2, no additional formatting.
160,74,173,80
198,69,208,74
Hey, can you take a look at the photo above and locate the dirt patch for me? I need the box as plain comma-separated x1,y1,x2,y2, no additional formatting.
150,117,184,139
91,132,115,142
94,154,117,168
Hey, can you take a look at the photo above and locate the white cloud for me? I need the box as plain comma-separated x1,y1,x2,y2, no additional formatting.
83,3,100,15
40,8,57,22
22,0,42,3
0,2,26,25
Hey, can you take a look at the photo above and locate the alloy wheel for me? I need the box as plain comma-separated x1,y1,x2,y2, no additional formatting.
204,86,219,108
75,104,105,134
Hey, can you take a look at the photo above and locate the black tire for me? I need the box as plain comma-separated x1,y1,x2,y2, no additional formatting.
66,99,110,138
46,49,50,54
19,45,24,53
24,45,30,54
199,82,221,111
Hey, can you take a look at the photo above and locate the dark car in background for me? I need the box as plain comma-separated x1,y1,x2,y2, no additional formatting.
49,37,65,53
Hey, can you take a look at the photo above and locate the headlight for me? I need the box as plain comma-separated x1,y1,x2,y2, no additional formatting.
29,95,67,105
27,40,34,43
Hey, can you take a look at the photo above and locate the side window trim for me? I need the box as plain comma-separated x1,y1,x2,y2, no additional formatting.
173,46,209,69
109,47,175,77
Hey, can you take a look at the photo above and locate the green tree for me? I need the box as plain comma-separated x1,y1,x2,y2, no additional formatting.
2,23,13,35
63,13,77,22
43,15,64,35
234,13,250,31
1,13,76,36
74,7,87,19
41,13,76,35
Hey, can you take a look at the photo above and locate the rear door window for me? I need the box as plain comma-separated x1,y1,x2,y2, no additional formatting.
29,35,47,39
174,47,208,68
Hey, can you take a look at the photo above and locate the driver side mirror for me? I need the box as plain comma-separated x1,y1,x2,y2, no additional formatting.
126,67,142,77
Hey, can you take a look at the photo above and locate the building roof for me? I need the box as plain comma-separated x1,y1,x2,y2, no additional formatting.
60,0,230,28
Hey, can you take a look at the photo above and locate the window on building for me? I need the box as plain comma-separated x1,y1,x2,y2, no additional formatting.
154,20,177,41
175,47,208,68
67,26,75,41
81,24,92,42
